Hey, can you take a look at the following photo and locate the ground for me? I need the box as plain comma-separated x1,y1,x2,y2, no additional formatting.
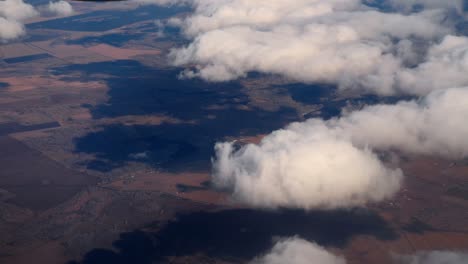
1,2,468,264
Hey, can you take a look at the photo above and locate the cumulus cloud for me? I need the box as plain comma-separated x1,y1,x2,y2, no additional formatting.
46,1,74,16
0,17,25,41
0,0,38,41
397,35,468,95
169,0,468,95
212,87,468,209
396,251,468,264
330,87,468,157
0,0,74,41
0,0,38,21
213,130,402,210
250,237,346,264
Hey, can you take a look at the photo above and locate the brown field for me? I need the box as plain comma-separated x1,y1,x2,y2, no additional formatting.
0,75,104,93
0,43,44,59
106,171,228,205
340,156,468,264
87,44,161,60
28,41,111,63
0,136,97,211
0,186,214,264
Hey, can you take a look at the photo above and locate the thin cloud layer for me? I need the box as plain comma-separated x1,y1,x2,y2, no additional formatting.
170,0,467,95
212,87,468,209
131,0,190,5
0,0,38,41
250,237,346,264
384,0,464,14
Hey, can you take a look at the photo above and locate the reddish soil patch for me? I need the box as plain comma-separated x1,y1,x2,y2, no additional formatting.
87,44,161,60
0,136,98,211
106,171,228,206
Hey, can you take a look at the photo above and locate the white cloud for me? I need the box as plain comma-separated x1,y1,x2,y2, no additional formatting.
0,0,38,41
0,17,25,41
250,237,346,264
212,87,468,209
0,0,74,41
169,0,468,95
330,87,468,158
0,0,38,21
47,1,74,16
213,130,402,210
397,35,468,95
396,251,468,264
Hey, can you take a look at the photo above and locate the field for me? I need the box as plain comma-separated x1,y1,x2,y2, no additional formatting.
1,2,467,264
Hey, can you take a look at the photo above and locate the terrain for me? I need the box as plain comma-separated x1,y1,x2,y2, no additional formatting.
1,2,468,264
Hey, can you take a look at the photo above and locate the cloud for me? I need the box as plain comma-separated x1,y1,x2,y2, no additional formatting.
212,87,468,209
396,251,468,264
384,0,464,14
0,0,38,21
252,239,468,264
154,19,166,37
130,0,190,6
250,237,346,264
0,17,25,41
0,0,75,41
331,87,468,158
0,0,38,41
169,0,468,95
213,131,402,210
46,1,74,16
397,35,468,95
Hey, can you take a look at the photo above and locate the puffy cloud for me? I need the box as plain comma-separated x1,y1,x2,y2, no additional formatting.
331,87,468,157
397,35,468,95
212,87,468,209
396,251,468,264
213,129,402,210
250,237,346,264
0,0,76,41
0,0,38,21
47,1,74,16
244,236,468,264
0,17,25,41
169,0,468,95
0,0,38,41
